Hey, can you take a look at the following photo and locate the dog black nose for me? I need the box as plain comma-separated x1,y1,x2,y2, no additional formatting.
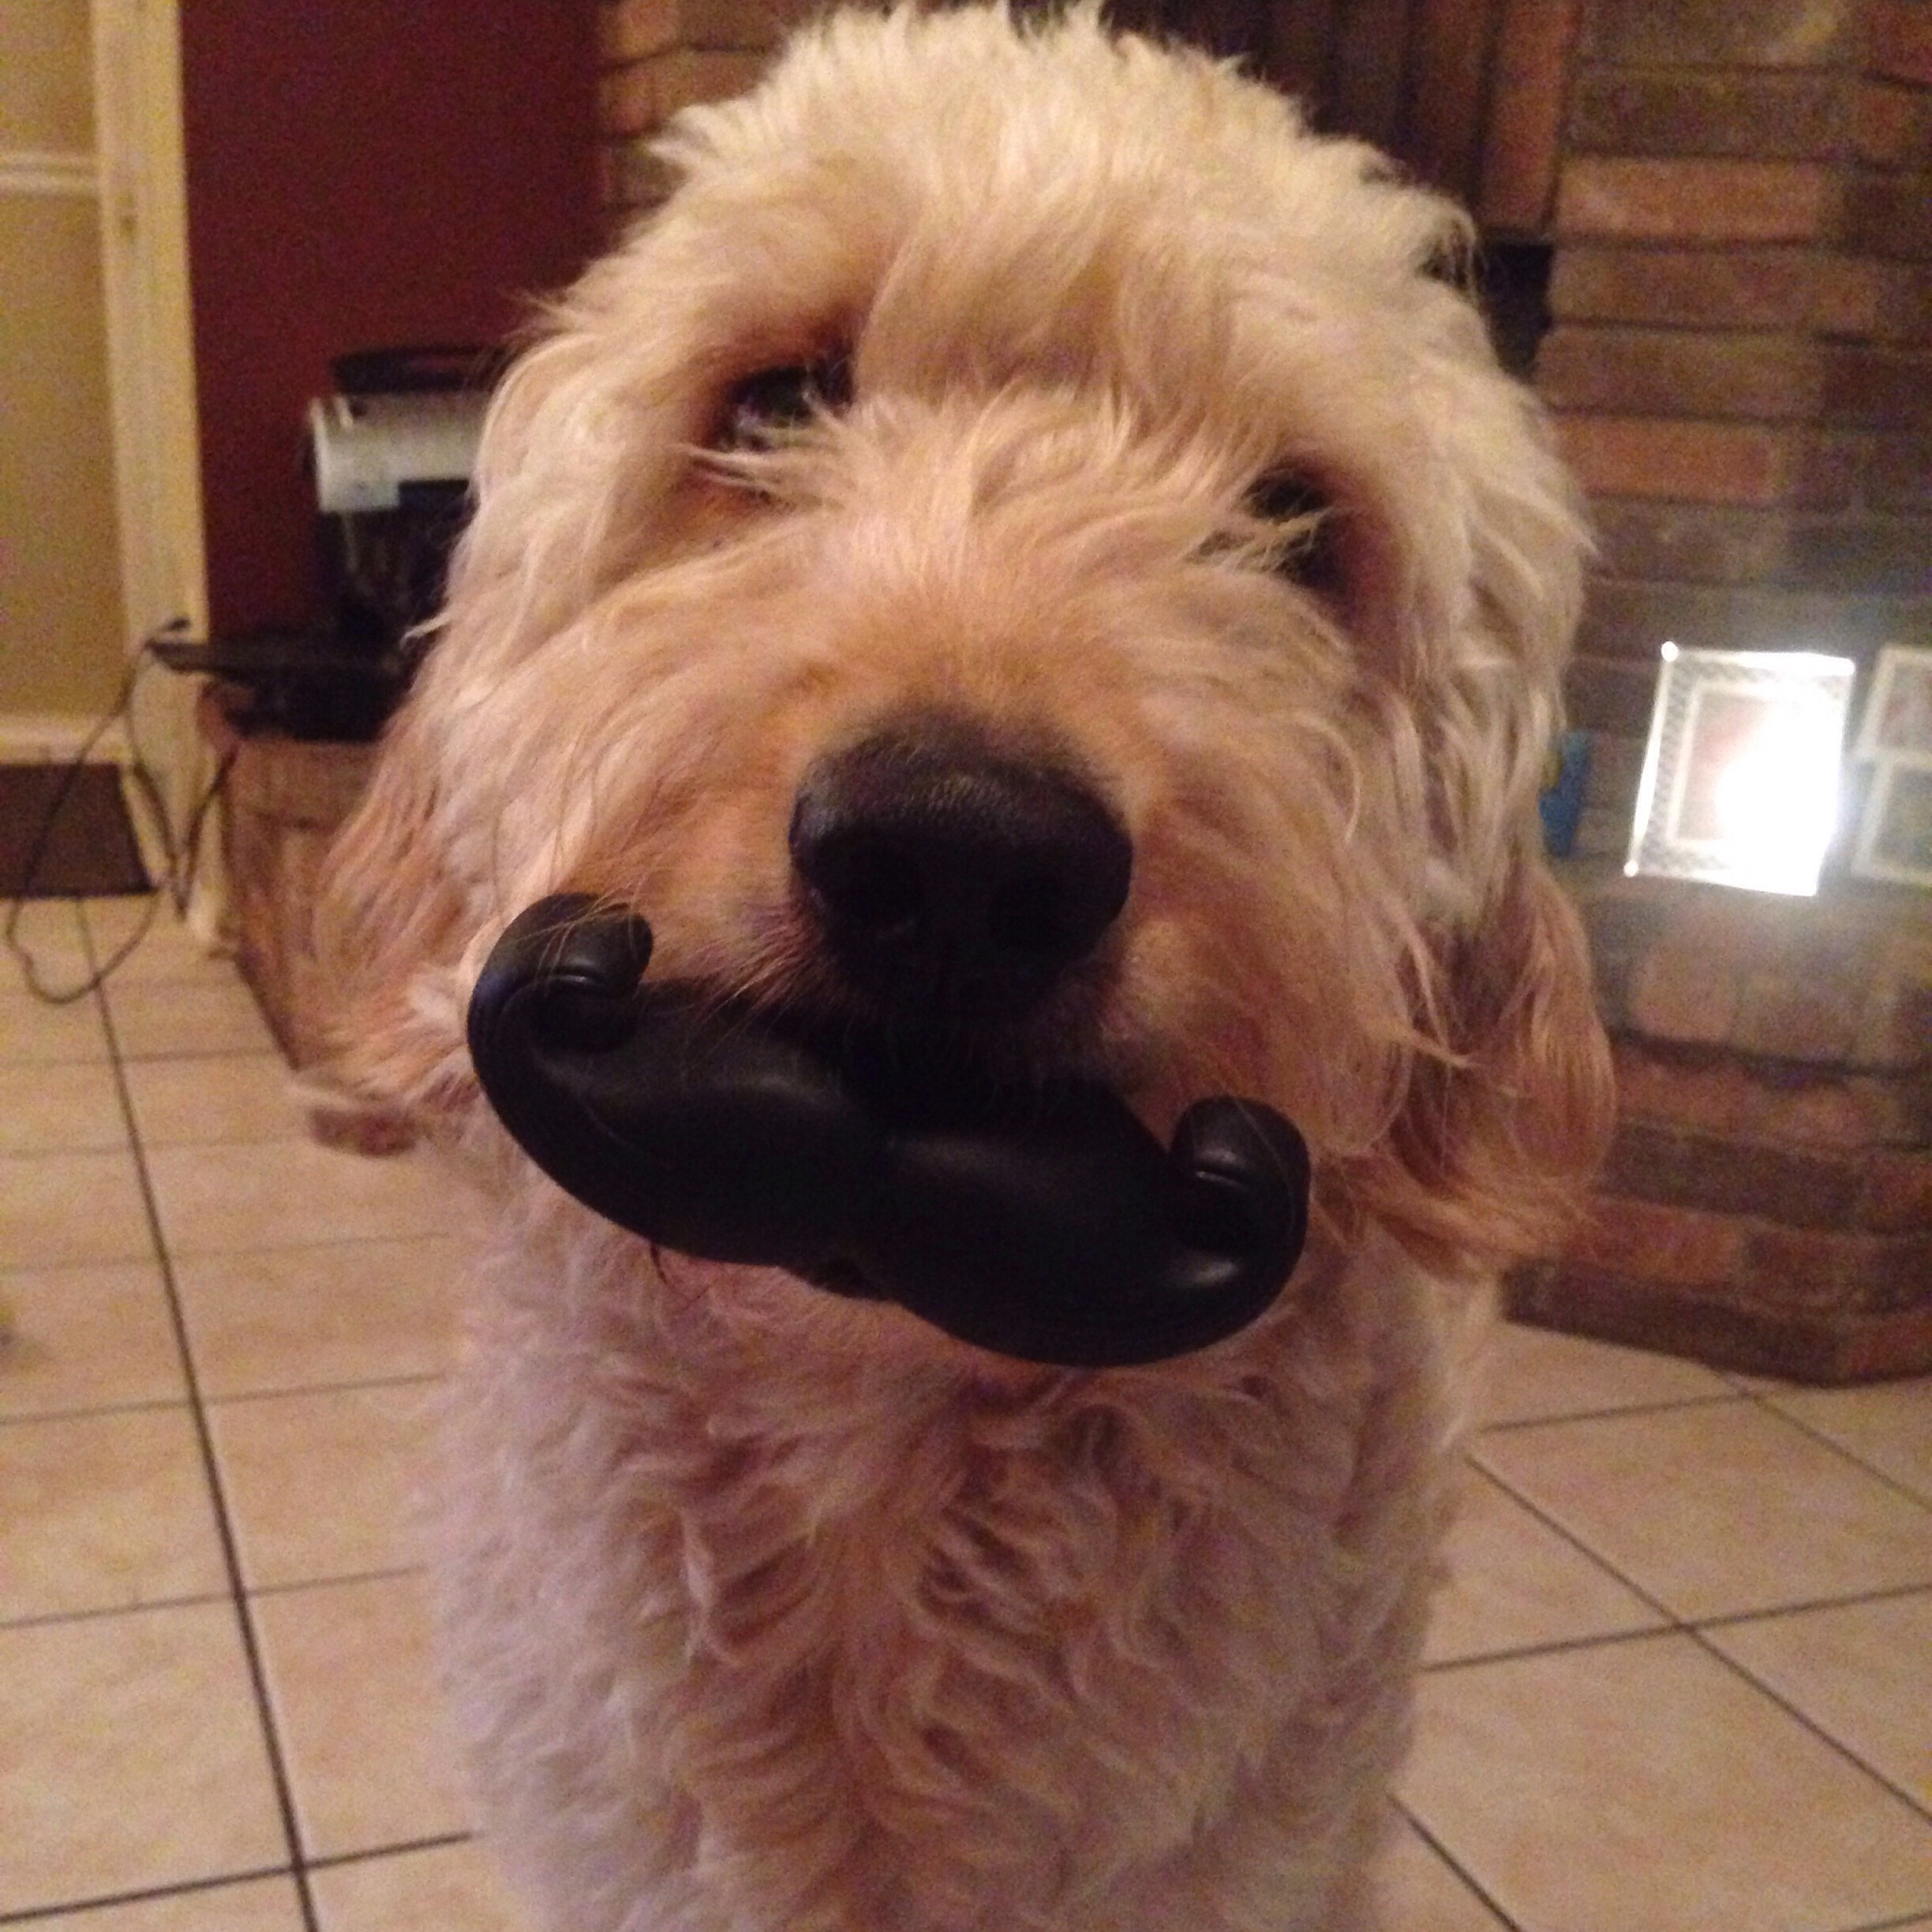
789,722,1132,1018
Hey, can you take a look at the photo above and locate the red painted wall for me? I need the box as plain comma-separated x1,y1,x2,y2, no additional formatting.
181,2,600,635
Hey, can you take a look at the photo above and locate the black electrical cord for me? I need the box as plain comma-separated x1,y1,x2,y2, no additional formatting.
4,624,236,1005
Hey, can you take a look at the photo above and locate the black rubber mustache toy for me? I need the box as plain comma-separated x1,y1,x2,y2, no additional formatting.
466,895,1311,1367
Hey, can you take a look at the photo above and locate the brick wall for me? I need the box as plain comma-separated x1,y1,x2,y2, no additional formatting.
597,0,814,223
1541,0,1932,852
1513,871,1932,1381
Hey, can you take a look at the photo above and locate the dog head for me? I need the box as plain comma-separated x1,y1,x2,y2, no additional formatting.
320,5,1612,1320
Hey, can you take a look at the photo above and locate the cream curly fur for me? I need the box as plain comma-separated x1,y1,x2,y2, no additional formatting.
319,8,1612,1928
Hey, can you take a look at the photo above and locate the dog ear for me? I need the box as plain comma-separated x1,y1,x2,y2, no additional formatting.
313,698,473,1119
1349,313,1611,1268
1376,853,1614,1272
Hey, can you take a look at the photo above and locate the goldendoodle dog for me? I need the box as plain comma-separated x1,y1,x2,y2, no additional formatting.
320,7,1612,1928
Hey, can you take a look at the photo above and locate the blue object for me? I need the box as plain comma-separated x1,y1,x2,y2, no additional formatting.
1540,728,1591,858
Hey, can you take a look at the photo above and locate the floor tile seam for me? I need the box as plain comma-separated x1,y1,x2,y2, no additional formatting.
195,1370,449,1406
1690,1578,1932,1636
0,1242,155,1270
1421,1617,1687,1678
1685,1622,1932,1830
1470,1429,1932,1593
75,909,233,972
0,1863,294,1926
1460,1456,1691,1625
96,968,252,990
165,1228,462,1264
93,969,323,1932
164,1237,455,1267
1426,1577,1932,1680
0,1028,122,1058
0,1256,167,1284
237,1588,475,1873
0,1144,144,1159
0,1393,194,1429
302,1829,474,1874
1390,1799,1523,1930
201,1369,444,1412
0,1012,111,1043
144,1114,421,1147
0,1137,134,1158
244,1560,425,1604
117,1046,287,1067
112,1042,295,1065
140,1130,376,1159
1425,1609,1670,1672
1476,1388,1748,1436
1737,1385,1932,1515
0,983,110,1017
1470,1444,1932,1627
96,952,245,968
125,1136,320,1156
0,1583,236,1637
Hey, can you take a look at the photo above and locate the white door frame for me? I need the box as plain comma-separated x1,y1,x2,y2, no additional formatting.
91,0,221,931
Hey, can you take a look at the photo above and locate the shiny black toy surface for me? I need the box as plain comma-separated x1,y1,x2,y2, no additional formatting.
467,895,1311,1367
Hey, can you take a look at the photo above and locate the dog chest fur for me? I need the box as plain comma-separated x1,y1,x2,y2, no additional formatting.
435,1216,1456,1932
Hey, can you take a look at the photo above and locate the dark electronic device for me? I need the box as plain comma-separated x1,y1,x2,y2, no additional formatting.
155,347,494,740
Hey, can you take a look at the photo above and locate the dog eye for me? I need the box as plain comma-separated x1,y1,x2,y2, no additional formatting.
717,354,853,447
1245,470,1343,595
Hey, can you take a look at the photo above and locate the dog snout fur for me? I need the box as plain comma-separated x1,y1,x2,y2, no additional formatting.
788,717,1133,1024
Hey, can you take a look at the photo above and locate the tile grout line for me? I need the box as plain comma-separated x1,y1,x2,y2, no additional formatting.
303,1829,474,1874
205,1369,442,1410
1391,1799,1524,1930
1444,1458,1932,1839
1468,1428,1932,1633
1425,1577,1932,1679
8,1226,458,1255
0,1559,439,1640
1424,1583,1932,1698
246,1559,425,1603
88,938,324,1932
0,1864,295,1927
1424,1616,1679,1676
0,1585,238,1639
1691,1578,1932,1637
0,1361,440,1432
0,1393,203,1429
1685,1623,1932,1831
1477,1387,1748,1433
1460,1454,1689,1628
1731,1381,1932,1517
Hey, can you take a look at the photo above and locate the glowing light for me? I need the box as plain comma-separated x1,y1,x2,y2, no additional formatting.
1627,646,1855,897
1702,697,1844,895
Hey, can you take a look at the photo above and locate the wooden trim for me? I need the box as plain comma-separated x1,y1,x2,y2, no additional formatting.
0,148,98,197
91,0,219,925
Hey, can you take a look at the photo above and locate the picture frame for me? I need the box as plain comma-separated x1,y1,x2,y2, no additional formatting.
1851,758,1932,887
1852,644,1932,767
1626,643,1855,897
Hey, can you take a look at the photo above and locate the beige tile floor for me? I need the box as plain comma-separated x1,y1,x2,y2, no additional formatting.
2,894,1928,1931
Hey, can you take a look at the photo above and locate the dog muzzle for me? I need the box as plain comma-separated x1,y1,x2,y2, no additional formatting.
466,896,1310,1367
